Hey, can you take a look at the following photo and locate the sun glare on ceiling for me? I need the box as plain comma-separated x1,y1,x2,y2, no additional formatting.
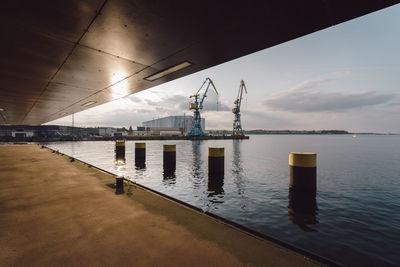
82,101,96,107
144,61,193,81
111,72,128,98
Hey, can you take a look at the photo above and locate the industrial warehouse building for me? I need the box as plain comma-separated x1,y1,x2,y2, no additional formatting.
0,125,94,138
142,115,205,134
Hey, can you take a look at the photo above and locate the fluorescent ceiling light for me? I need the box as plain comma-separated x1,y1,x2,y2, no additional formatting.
82,101,96,107
144,61,193,81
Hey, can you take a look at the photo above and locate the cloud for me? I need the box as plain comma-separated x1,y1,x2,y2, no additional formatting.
203,102,230,112
202,109,295,130
66,107,156,127
165,93,230,112
242,110,295,129
264,77,393,112
387,101,400,106
126,95,142,103
193,93,230,111
158,95,188,111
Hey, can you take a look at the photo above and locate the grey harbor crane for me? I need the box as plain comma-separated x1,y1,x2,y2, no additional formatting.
232,80,247,136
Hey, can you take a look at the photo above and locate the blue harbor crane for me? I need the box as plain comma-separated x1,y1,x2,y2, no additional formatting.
188,77,219,136
232,80,247,136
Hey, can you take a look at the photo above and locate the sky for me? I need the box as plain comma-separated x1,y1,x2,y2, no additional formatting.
47,4,400,133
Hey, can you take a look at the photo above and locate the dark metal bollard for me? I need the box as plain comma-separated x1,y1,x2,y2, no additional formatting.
288,152,318,231
115,176,124,194
135,142,146,168
115,140,125,161
208,147,224,176
208,174,224,195
208,147,224,196
289,152,317,193
163,144,176,173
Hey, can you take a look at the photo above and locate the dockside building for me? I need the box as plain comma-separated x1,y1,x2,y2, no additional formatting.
142,115,205,134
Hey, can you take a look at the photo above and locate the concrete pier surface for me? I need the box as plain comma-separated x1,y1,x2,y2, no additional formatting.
0,145,320,266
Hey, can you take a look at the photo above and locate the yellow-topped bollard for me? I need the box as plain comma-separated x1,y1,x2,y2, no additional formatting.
135,142,146,168
289,152,317,192
208,147,224,176
163,144,176,173
115,140,125,161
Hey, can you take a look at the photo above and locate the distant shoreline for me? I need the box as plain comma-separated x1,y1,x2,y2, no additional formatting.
210,130,399,135
246,132,400,135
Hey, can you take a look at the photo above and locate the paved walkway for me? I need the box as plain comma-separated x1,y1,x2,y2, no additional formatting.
0,145,318,266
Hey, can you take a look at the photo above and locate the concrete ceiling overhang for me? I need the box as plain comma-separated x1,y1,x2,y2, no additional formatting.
0,0,398,125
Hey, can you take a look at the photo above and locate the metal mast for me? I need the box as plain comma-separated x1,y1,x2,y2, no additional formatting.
71,113,74,137
188,77,219,136
232,80,247,136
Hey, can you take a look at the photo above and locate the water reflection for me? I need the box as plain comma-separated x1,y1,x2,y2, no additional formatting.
163,157,176,186
135,161,146,170
191,141,203,189
207,145,225,204
288,188,318,232
163,171,176,186
114,158,126,176
232,140,247,209
208,174,224,196
115,147,126,175
232,140,246,196
115,158,126,165
70,141,76,158
207,173,224,205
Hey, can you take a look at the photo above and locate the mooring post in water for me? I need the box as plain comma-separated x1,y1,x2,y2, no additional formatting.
289,152,317,193
135,142,146,166
163,144,176,173
208,147,224,176
115,140,125,161
115,176,124,194
288,152,317,230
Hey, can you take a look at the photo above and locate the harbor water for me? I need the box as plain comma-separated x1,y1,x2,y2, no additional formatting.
43,135,400,266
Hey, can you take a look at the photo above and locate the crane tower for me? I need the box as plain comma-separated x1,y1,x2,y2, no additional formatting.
188,77,219,136
232,80,247,136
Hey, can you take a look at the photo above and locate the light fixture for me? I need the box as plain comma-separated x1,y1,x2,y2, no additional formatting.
59,112,67,116
0,108,4,111
144,61,193,81
82,101,96,107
